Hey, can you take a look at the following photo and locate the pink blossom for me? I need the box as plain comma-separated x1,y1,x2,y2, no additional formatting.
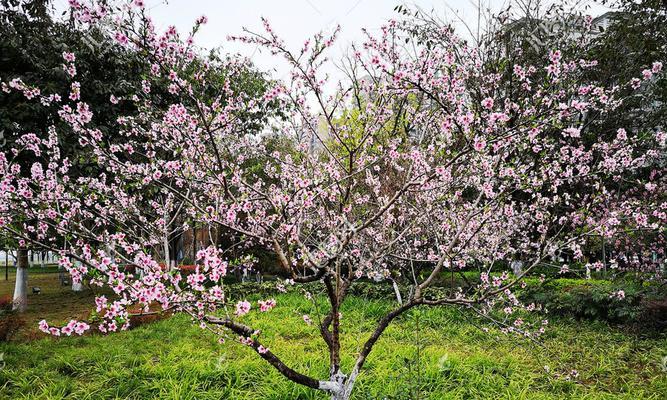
258,299,276,312
74,322,90,335
652,61,663,73
114,32,128,45
473,137,486,152
481,97,494,110
563,127,581,138
610,290,626,300
235,300,251,316
616,128,627,141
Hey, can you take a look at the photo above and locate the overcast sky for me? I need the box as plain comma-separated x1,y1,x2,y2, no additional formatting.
55,0,613,80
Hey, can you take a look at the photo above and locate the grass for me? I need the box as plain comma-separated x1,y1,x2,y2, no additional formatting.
0,269,111,340
0,272,666,399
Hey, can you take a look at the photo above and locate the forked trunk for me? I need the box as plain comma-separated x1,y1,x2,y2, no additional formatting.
331,391,346,400
328,380,355,400
326,369,357,400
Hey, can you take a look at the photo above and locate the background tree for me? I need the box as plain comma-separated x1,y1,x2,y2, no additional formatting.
443,0,667,281
1,0,142,309
0,0,280,309
586,0,667,279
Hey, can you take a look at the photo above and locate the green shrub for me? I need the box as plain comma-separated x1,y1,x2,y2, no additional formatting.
226,277,667,329
517,278,663,326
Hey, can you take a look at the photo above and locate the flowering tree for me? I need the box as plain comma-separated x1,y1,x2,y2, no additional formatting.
486,2,667,282
0,1,664,398
1,0,279,310
0,0,148,309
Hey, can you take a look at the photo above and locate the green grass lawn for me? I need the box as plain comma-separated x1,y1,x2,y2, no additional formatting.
1,282,666,399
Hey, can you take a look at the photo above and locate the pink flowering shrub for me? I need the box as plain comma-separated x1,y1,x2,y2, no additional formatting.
0,1,664,398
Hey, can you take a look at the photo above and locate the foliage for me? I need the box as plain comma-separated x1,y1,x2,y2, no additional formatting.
518,279,643,323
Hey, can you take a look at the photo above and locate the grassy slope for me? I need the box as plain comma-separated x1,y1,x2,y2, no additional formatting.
1,286,666,399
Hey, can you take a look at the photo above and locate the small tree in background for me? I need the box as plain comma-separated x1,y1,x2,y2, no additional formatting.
0,1,664,398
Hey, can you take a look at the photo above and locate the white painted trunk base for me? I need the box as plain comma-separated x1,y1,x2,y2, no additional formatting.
12,266,28,312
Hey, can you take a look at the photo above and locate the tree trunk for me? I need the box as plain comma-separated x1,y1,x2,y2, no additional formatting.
12,248,29,312
106,242,116,264
330,385,349,400
72,261,83,292
168,229,181,270
331,392,346,400
391,279,403,305
325,374,356,400
163,235,171,271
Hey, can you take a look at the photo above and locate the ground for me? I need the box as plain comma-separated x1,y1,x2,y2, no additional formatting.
0,268,108,340
0,270,666,399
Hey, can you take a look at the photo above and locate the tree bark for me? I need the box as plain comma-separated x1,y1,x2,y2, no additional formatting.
391,279,403,305
168,229,181,270
205,315,323,390
12,248,29,312
328,371,348,400
163,235,171,271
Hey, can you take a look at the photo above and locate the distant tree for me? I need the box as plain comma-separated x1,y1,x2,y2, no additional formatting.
591,0,667,130
452,0,667,280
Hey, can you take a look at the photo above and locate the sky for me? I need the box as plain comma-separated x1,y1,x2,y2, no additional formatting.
54,0,613,81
